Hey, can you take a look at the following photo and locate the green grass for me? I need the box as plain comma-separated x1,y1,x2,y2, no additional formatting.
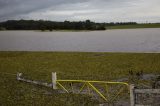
0,52,160,105
106,24,160,29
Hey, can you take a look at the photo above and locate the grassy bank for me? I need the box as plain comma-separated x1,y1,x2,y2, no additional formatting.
106,24,160,29
0,52,160,105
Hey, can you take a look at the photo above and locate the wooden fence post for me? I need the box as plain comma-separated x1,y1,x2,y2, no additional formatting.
52,72,57,89
130,84,135,106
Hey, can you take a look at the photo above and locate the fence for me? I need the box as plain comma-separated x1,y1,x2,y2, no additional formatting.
130,84,160,106
52,72,129,102
17,73,52,87
17,72,129,103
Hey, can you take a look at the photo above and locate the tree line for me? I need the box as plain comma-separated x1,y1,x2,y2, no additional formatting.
0,20,107,31
0,19,140,31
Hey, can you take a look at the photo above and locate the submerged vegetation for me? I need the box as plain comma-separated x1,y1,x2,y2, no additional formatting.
0,52,160,105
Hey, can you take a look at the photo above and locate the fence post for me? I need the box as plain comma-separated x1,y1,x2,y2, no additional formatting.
17,73,22,80
130,84,135,106
52,72,57,89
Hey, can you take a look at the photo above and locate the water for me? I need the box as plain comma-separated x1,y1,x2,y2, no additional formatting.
0,28,160,52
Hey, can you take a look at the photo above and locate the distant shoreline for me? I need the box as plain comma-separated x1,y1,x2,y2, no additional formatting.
1,25,160,32
1,27,160,32
1,20,160,31
106,23,160,29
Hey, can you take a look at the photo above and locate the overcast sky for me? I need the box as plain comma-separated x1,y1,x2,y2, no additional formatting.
0,0,160,22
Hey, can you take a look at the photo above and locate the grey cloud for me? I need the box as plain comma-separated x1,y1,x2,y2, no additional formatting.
0,0,89,21
0,0,160,22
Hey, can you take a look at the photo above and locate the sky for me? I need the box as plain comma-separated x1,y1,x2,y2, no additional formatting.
0,0,160,23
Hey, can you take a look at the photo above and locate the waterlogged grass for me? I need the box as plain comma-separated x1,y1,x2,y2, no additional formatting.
0,52,160,105
106,24,160,29
0,74,99,106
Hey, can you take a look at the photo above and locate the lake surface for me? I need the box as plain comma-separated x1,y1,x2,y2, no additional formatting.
0,28,160,52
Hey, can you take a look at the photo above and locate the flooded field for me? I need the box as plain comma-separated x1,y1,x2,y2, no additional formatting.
0,28,160,52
